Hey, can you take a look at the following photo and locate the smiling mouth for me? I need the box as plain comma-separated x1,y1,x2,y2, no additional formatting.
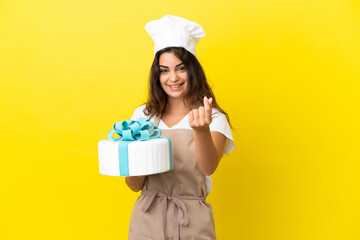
168,83,184,90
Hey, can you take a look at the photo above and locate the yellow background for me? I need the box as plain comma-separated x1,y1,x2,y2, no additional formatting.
1,0,359,239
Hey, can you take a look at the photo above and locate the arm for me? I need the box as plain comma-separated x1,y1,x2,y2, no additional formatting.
193,129,226,175
125,176,146,192
125,106,147,192
189,97,226,176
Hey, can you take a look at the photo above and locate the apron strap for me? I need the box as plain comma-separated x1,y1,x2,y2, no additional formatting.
153,112,163,127
141,190,206,240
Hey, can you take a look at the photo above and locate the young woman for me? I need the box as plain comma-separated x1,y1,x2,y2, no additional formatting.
126,16,235,240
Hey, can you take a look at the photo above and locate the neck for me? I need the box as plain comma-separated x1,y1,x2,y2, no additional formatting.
165,97,190,115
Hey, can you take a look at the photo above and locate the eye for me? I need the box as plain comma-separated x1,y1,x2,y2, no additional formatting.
160,69,168,73
178,67,186,71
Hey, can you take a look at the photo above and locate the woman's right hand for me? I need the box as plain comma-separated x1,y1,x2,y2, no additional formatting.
125,176,146,192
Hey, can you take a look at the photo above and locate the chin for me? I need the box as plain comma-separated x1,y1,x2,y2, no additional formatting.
167,93,185,99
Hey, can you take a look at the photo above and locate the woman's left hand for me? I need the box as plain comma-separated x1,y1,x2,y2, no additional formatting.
188,96,213,131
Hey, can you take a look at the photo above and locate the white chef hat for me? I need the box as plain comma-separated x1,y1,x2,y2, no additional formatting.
145,15,206,57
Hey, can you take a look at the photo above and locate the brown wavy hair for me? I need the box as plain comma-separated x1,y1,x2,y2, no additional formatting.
143,46,232,128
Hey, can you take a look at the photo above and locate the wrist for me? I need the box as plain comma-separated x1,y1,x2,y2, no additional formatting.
193,126,210,134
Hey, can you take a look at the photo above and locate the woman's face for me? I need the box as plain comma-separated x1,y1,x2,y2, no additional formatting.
159,52,189,100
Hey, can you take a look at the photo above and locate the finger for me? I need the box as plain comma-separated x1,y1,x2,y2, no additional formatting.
192,109,199,125
204,97,211,122
199,106,204,124
188,111,194,124
203,96,207,108
204,96,211,111
208,97,213,107
203,96,209,109
205,109,212,125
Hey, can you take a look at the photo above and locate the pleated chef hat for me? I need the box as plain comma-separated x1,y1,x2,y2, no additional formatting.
145,15,206,57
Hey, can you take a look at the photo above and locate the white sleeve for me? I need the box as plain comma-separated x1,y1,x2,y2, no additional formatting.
209,109,235,154
130,105,147,120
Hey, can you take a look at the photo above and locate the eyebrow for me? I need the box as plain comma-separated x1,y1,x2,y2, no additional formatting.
159,62,184,68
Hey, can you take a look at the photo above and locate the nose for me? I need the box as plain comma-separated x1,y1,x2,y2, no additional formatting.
169,70,179,82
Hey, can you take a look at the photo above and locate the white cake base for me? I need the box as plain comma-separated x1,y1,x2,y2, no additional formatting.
98,138,172,176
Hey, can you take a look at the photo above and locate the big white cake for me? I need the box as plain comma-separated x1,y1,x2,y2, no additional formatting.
98,137,172,176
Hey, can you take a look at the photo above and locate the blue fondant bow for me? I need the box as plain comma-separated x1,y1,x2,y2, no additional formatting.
107,117,162,141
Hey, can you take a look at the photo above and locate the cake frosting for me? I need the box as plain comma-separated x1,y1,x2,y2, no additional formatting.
98,138,172,176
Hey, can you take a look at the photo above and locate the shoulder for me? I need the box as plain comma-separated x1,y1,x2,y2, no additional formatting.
131,104,158,122
210,108,229,129
131,104,147,120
